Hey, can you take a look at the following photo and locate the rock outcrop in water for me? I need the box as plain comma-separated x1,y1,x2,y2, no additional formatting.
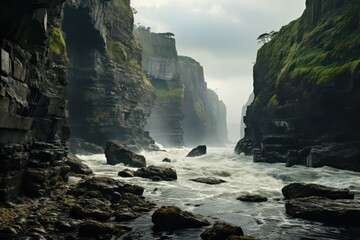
0,0,70,200
63,0,156,149
236,0,360,171
179,56,228,145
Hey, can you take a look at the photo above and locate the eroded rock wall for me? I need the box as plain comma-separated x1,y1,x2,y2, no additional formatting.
0,0,70,200
179,56,228,146
236,0,360,171
134,28,184,147
63,0,156,149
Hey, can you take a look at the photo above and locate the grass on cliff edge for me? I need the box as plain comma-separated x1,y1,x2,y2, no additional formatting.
257,2,360,87
48,27,67,59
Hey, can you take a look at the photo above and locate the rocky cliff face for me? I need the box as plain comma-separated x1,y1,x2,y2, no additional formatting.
63,0,156,149
179,56,228,146
236,0,360,171
134,27,184,147
0,0,70,200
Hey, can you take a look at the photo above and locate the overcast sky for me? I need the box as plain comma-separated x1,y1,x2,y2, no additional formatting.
131,0,306,142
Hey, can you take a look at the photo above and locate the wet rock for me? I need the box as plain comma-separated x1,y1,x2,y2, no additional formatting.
186,145,207,157
190,177,226,185
286,149,308,167
69,138,104,155
282,183,354,200
105,140,146,167
236,193,268,202
115,210,141,222
285,196,360,226
226,236,256,240
134,165,177,181
162,158,171,163
70,203,112,221
65,153,93,175
78,220,131,238
55,219,78,232
118,168,135,178
201,222,244,240
152,206,210,230
71,177,144,202
306,142,360,171
235,139,258,156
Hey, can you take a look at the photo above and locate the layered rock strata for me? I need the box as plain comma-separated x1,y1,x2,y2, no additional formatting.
0,0,70,200
179,56,228,146
134,27,184,147
236,0,360,171
63,0,156,149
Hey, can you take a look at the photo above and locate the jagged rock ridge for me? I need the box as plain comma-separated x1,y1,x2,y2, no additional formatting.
63,0,156,149
236,0,360,171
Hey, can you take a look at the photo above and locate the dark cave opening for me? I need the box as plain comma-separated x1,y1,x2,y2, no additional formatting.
62,5,105,141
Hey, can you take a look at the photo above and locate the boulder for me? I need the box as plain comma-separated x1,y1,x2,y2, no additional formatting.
134,165,177,181
306,142,360,171
236,193,268,202
201,222,244,240
162,158,171,163
71,177,144,202
186,145,207,157
285,196,360,226
78,220,131,238
118,169,135,178
190,177,226,185
65,153,93,175
152,206,210,230
282,183,354,200
69,138,104,155
285,149,309,167
105,140,146,167
235,139,257,156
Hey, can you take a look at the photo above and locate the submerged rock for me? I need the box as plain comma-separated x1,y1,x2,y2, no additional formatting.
282,183,354,200
118,169,136,178
201,222,244,240
190,177,226,185
162,158,171,163
134,165,177,181
152,206,210,230
66,153,93,175
105,140,146,167
186,145,207,157
236,193,268,202
285,196,360,226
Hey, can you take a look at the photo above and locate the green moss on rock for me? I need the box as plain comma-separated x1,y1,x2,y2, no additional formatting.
267,95,279,108
107,40,127,62
48,27,67,59
257,2,360,88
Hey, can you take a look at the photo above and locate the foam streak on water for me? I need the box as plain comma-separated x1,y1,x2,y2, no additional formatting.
78,146,360,240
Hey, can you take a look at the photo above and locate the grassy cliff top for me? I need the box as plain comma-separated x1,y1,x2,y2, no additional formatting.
255,0,360,88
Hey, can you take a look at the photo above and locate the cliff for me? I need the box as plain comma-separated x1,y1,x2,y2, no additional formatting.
63,0,156,149
236,0,360,171
134,27,184,147
0,0,70,200
179,56,228,145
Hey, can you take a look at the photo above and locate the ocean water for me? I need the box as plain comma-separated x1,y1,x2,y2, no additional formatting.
78,146,360,240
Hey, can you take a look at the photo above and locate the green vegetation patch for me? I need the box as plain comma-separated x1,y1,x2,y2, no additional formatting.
155,86,184,99
267,95,279,108
107,40,128,63
48,27,67,59
257,2,360,88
